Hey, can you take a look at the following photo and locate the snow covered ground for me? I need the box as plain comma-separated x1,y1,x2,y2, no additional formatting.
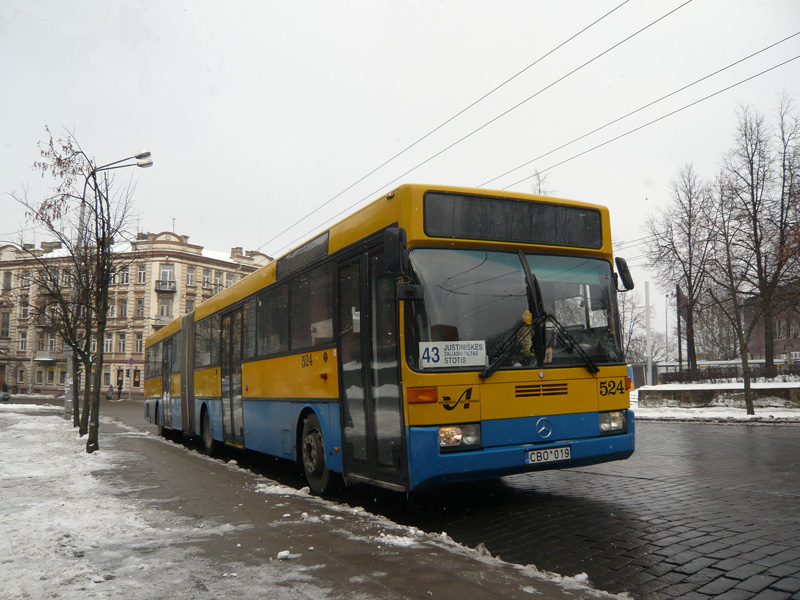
1,389,796,600
0,402,619,600
632,386,800,422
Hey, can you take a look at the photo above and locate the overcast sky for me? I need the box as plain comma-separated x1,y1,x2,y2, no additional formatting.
2,0,799,317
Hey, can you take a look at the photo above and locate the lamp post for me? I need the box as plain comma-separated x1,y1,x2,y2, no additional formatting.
65,151,153,418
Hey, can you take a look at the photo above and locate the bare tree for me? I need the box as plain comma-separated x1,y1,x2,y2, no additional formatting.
617,290,645,359
722,99,800,377
692,297,739,360
626,331,667,364
645,163,716,379
706,173,761,414
530,170,555,196
11,127,143,452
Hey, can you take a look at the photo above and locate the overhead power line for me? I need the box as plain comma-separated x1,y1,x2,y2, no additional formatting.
480,31,800,188
256,0,631,254
500,54,800,191
267,0,694,256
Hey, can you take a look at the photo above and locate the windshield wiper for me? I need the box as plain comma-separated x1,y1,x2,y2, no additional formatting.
479,252,599,380
518,250,599,375
479,317,534,381
542,313,599,374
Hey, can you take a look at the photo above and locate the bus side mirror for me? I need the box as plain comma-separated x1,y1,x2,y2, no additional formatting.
615,257,634,291
384,227,407,274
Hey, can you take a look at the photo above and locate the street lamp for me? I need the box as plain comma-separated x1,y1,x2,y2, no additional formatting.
64,150,154,416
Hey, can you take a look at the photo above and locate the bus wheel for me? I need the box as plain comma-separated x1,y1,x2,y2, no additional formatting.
201,409,218,456
301,413,337,495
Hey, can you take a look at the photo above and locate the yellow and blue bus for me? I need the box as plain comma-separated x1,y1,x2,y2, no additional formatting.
144,184,635,493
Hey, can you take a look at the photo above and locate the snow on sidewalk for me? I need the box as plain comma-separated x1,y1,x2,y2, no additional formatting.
0,404,624,600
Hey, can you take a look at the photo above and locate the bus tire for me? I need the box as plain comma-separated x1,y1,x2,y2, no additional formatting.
201,409,218,456
301,413,338,495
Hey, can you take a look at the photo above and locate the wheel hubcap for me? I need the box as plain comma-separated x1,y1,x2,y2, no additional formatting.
304,429,323,475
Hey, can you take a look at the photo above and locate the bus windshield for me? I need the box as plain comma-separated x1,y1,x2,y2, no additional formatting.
405,248,624,372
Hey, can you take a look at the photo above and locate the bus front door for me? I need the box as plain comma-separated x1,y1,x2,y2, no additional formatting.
338,250,407,490
220,309,244,446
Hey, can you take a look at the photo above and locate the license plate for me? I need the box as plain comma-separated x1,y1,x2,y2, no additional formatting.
525,446,571,465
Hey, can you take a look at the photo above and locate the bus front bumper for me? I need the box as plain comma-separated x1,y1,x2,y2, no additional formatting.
407,411,635,490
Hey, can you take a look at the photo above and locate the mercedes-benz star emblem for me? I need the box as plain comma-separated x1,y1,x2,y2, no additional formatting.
535,417,553,439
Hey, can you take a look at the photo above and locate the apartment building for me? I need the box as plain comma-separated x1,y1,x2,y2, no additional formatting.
0,231,270,396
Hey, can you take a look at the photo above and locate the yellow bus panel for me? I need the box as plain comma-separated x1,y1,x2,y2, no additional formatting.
243,349,339,400
144,377,161,398
194,367,221,398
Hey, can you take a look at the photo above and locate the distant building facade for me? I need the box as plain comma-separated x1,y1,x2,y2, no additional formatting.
746,307,800,365
0,232,270,396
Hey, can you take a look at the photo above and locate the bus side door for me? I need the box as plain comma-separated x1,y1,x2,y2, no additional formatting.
337,248,407,489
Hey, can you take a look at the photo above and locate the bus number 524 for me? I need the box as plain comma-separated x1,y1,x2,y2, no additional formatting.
600,380,625,396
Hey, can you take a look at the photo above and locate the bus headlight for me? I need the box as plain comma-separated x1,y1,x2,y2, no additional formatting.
599,410,626,433
439,423,481,450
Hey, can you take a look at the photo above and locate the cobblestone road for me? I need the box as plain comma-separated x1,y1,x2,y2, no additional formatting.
378,421,800,599
100,399,800,599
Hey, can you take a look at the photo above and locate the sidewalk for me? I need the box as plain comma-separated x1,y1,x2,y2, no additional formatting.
0,402,624,600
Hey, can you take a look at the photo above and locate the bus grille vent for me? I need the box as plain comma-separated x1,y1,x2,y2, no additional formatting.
516,383,569,398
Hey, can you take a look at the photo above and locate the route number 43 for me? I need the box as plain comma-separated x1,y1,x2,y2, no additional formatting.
599,379,626,396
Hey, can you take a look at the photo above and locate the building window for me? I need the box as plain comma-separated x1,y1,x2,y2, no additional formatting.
187,267,195,287
37,332,45,351
104,333,113,353
59,370,66,384
48,333,56,352
91,337,97,353
119,300,127,318
159,298,172,318
2,271,11,290
19,332,27,351
20,298,28,319
133,368,141,388
21,271,30,289
119,267,129,285
103,371,111,386
36,369,43,384
137,264,147,284
62,269,71,287
47,368,55,384
0,312,9,338
160,264,174,282
186,299,195,314
117,333,126,353
226,273,234,288
18,369,25,384
202,269,211,288
136,298,145,317
135,332,143,353
214,271,222,291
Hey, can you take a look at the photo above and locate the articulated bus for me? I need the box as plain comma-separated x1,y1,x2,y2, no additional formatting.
144,184,636,493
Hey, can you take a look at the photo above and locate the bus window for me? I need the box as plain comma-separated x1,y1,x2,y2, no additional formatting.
211,314,221,365
243,298,256,359
195,319,212,367
171,332,181,373
256,285,289,355
290,263,333,349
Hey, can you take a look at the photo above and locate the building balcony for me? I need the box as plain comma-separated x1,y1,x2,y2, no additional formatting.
155,279,177,293
153,316,172,328
35,350,58,361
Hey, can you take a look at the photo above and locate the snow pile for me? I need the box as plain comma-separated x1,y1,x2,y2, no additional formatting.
632,388,800,422
0,407,347,600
